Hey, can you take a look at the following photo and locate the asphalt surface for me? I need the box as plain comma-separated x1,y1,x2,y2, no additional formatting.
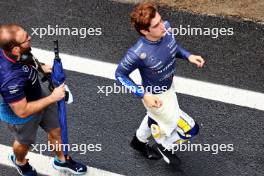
0,0,263,176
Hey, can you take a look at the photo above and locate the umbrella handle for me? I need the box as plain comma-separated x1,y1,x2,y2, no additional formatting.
54,40,59,58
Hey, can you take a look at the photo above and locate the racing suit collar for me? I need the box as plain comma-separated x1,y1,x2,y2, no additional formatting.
141,36,163,45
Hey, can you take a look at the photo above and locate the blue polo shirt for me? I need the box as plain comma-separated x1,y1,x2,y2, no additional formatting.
0,49,42,124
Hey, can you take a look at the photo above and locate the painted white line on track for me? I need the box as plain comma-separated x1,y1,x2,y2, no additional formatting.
0,144,123,176
32,47,264,111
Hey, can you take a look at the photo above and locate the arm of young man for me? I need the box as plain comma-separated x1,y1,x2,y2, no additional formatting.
176,44,205,68
188,54,205,68
115,50,144,98
115,51,162,108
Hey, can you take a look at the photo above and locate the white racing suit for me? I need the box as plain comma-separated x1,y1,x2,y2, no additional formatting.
136,83,199,151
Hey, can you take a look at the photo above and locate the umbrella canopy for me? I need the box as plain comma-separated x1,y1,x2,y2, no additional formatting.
51,40,69,156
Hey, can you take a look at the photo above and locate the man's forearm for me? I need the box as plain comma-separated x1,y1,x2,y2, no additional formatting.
16,95,56,118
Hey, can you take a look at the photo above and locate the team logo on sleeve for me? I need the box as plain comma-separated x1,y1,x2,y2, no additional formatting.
8,85,19,94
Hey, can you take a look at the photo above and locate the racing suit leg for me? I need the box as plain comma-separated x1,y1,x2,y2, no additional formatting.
136,114,152,143
150,109,199,164
130,114,161,160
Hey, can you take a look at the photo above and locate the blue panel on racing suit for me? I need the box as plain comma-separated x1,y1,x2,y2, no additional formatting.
177,123,200,140
115,21,191,98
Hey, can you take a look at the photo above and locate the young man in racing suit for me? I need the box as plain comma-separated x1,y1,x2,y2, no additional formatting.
115,2,205,164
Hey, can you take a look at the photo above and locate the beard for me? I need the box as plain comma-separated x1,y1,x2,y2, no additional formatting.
20,46,31,54
19,47,34,64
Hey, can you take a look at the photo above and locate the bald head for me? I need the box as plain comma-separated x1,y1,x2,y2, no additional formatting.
0,24,31,54
0,25,12,49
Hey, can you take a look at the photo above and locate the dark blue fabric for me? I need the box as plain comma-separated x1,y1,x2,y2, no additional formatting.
0,50,42,103
51,57,69,156
147,116,158,128
51,58,65,86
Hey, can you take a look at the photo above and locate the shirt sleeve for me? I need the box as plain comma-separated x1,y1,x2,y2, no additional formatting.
175,44,191,60
1,78,25,103
115,50,144,98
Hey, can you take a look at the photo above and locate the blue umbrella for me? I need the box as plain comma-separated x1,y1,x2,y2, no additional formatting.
51,40,69,156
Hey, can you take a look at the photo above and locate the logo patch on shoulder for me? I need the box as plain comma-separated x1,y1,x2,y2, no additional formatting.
22,65,29,72
139,52,146,59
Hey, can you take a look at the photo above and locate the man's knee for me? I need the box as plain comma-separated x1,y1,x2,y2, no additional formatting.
13,137,36,146
48,128,61,140
13,140,30,149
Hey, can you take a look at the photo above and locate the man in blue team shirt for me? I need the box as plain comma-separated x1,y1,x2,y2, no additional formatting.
0,24,87,175
115,2,205,164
